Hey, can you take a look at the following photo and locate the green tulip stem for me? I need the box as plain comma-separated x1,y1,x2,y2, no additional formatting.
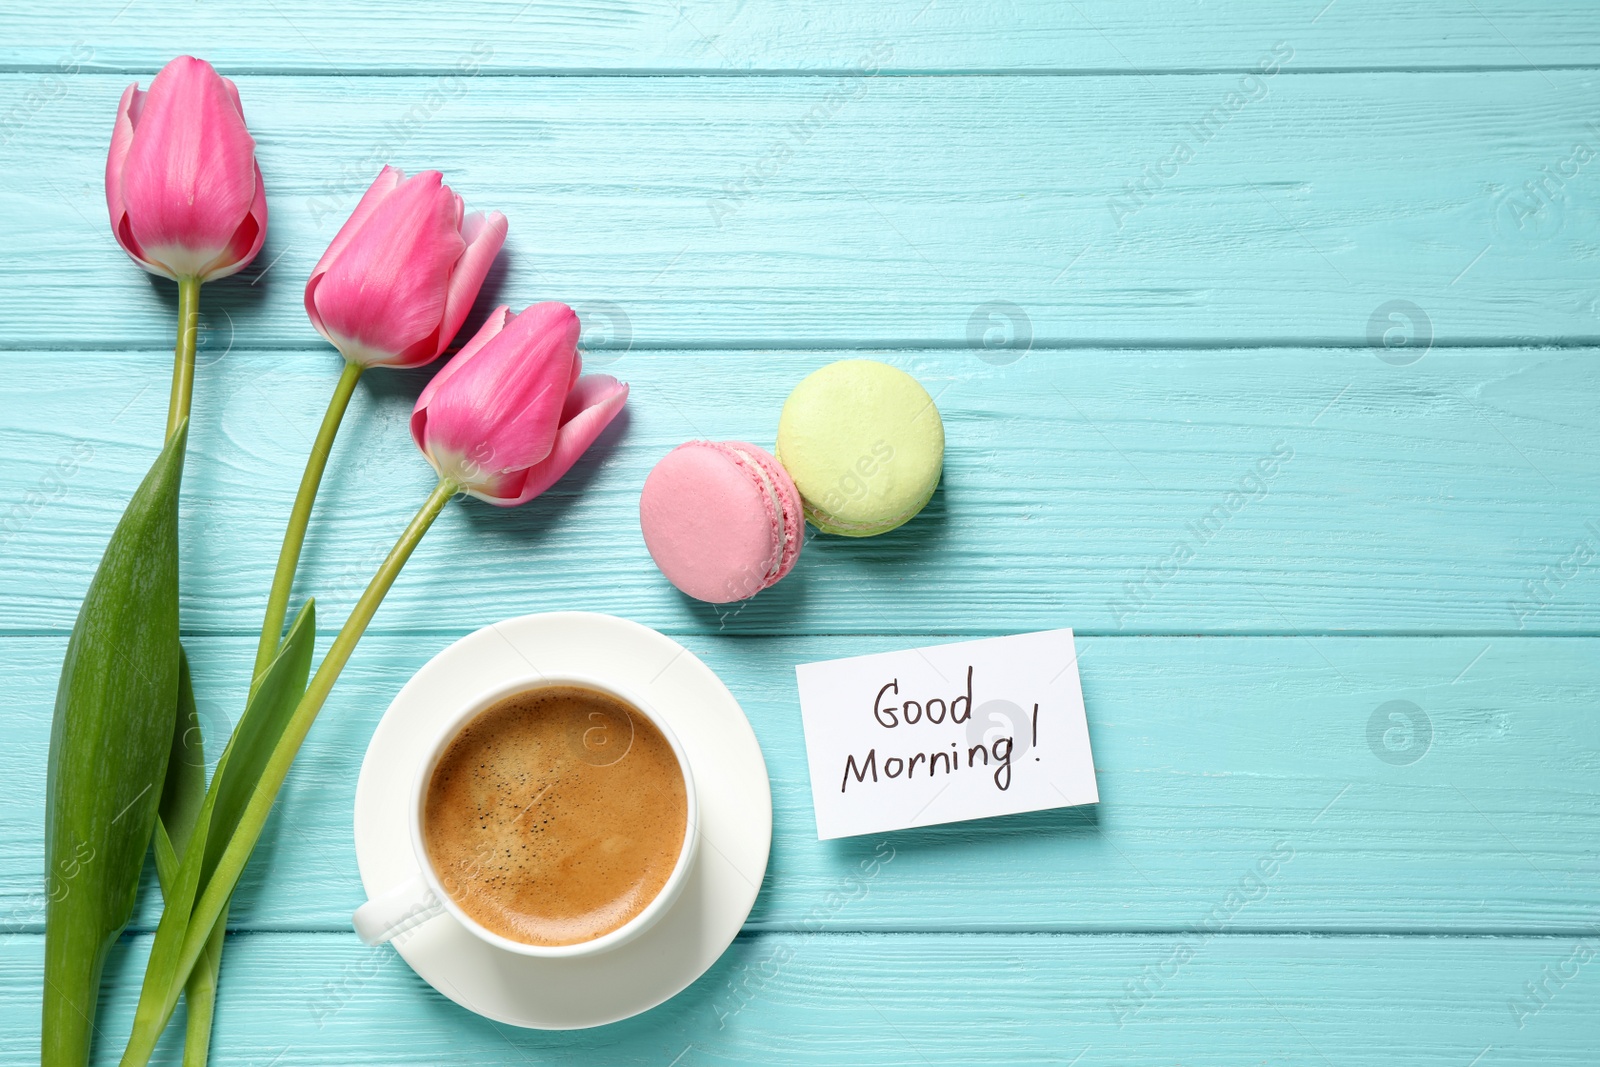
165,276,201,442
178,909,225,1067
251,359,366,686
119,477,458,1067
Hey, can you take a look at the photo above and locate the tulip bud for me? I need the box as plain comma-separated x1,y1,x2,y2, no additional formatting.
411,303,629,505
105,56,268,282
305,166,507,368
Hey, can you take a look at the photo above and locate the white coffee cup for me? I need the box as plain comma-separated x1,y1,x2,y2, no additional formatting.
352,672,699,958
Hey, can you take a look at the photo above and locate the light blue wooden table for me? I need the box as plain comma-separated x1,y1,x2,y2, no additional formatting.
4,2,1599,1063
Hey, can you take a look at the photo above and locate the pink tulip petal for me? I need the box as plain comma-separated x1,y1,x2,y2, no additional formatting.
220,74,246,120
459,467,529,504
411,305,513,449
198,157,267,280
304,168,409,339
122,57,259,279
483,376,569,470
420,302,578,472
305,165,404,310
485,376,629,506
393,326,445,367
243,160,269,260
105,83,138,231
106,82,166,275
560,371,626,423
310,170,466,364
435,210,507,358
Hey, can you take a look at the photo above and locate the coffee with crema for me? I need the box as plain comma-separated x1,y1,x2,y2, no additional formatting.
423,685,688,947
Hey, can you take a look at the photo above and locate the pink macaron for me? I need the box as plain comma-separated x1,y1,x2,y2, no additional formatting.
639,441,804,603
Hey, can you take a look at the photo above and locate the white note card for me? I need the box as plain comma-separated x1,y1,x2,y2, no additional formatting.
795,629,1097,840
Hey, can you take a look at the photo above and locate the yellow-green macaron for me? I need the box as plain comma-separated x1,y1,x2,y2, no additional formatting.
775,360,944,536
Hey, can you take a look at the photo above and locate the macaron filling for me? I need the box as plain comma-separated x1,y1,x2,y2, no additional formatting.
727,445,802,584
729,446,788,585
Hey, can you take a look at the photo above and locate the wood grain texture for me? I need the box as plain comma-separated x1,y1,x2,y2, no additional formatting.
4,72,1600,349
4,634,1596,933
3,931,1598,1064
3,1,1599,73
3,348,1596,636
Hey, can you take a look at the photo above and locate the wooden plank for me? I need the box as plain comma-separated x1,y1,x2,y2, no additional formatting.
3,72,1599,348
3,931,1597,1063
4,634,1596,933
3,1,1599,74
2,348,1597,636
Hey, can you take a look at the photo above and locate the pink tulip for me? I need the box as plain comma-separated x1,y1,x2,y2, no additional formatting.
411,303,629,505
106,56,267,282
305,167,507,368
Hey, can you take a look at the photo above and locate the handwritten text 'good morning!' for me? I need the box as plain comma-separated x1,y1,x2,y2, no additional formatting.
839,667,1038,794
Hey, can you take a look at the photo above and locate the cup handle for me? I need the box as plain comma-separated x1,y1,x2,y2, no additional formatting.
353,873,444,946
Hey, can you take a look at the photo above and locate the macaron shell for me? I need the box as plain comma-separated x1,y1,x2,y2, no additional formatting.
806,465,941,537
775,360,945,537
639,442,798,603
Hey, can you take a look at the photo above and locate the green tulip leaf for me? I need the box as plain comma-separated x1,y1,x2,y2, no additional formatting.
122,599,315,1062
200,599,316,888
42,423,186,1067
155,645,206,886
153,645,226,1067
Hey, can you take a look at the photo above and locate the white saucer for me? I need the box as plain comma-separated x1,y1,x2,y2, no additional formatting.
353,612,772,1029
